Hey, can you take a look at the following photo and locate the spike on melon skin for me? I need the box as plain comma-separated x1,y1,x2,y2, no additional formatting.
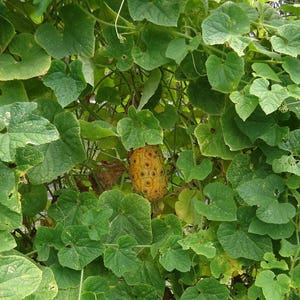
129,145,167,202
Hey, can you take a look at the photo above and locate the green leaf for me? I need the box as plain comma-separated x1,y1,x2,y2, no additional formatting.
27,112,86,184
0,16,15,53
237,175,296,224
117,106,163,150
102,26,133,71
0,81,28,105
221,105,253,151
176,150,213,182
132,25,172,70
127,0,181,26
80,120,116,141
181,278,229,300
206,52,244,93
43,60,86,108
230,88,259,121
175,189,202,224
154,104,178,129
34,224,64,261
279,239,299,257
138,69,161,111
202,2,250,46
31,0,52,19
35,4,95,58
194,116,235,160
0,33,51,80
195,182,237,221
166,36,201,65
159,235,192,272
273,155,300,176
0,255,42,299
252,63,280,82
0,162,21,231
104,235,140,277
291,265,300,288
100,190,152,245
82,276,109,299
0,231,16,252
260,252,289,271
249,217,294,240
249,78,289,115
178,232,216,259
217,222,272,261
19,184,47,217
124,253,165,298
58,225,104,270
271,24,300,57
255,270,290,300
81,208,113,241
187,77,225,115
50,262,81,289
278,129,300,155
282,57,300,84
0,102,59,162
48,190,98,226
151,214,183,257
24,266,58,300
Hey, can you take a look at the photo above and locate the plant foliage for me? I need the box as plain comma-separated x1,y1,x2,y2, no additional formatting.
0,0,300,299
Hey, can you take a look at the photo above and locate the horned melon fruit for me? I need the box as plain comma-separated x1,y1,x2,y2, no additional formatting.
129,145,167,201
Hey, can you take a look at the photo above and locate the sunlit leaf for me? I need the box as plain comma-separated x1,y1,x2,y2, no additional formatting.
0,33,50,80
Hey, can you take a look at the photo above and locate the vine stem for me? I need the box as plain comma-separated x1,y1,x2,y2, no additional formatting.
78,268,84,300
115,0,126,41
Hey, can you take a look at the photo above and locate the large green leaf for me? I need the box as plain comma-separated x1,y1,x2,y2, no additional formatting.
0,16,15,53
117,106,163,150
35,4,95,58
273,155,300,176
250,78,289,115
0,231,16,252
27,112,86,184
24,266,58,300
206,52,244,93
176,150,213,182
159,235,192,272
217,222,272,261
0,162,21,231
132,25,172,70
48,190,98,226
282,56,300,84
187,77,225,115
221,105,253,151
178,232,216,259
102,26,133,71
0,81,28,105
58,225,104,270
0,255,42,300
123,253,165,298
43,60,86,108
0,33,51,80
237,175,296,224
0,102,59,162
100,190,152,245
194,116,235,160
195,182,237,221
252,63,280,82
104,235,140,277
202,2,250,55
255,270,290,300
229,88,259,121
249,217,294,240
271,24,300,57
127,0,181,26
19,183,47,217
181,278,229,300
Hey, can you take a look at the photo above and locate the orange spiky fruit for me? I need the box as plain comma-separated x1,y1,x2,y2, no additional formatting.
129,145,167,201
